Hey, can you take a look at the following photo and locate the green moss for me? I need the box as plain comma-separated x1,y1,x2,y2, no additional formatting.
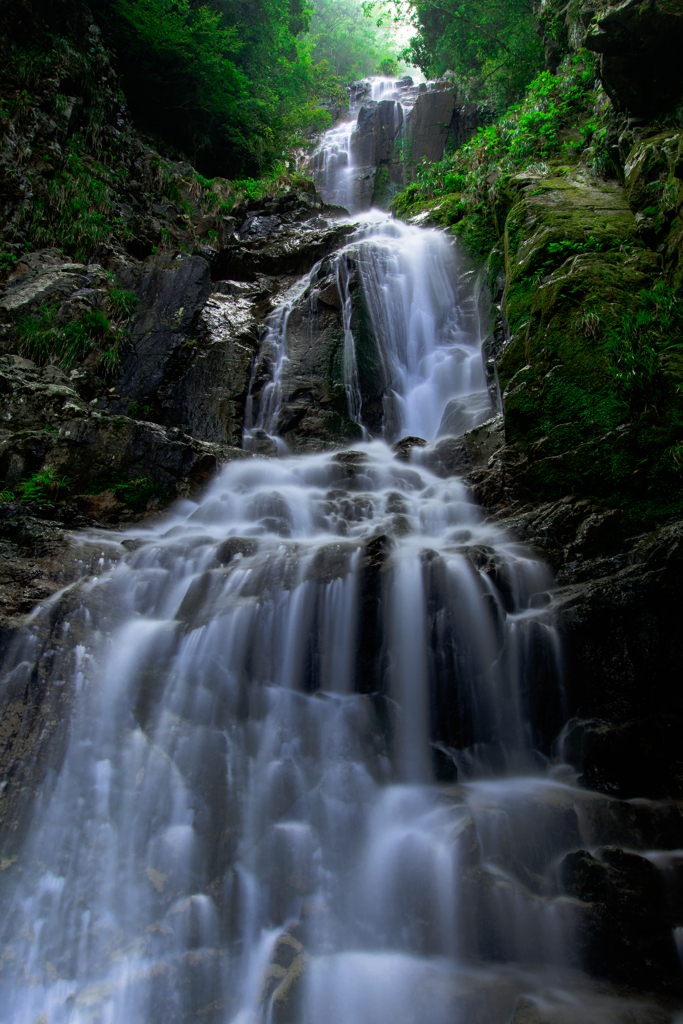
371,164,392,210
388,44,682,528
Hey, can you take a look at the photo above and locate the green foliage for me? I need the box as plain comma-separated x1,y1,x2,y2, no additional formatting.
311,0,402,81
16,305,122,372
89,0,334,176
365,0,544,107
0,252,18,278
3,468,73,504
109,287,139,320
376,56,400,77
607,283,683,418
30,143,130,260
128,401,151,420
391,56,598,256
0,468,165,511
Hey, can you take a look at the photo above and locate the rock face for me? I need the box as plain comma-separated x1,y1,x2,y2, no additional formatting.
307,77,490,211
247,251,395,453
351,100,404,167
406,87,457,171
494,165,664,505
585,0,683,120
535,0,683,120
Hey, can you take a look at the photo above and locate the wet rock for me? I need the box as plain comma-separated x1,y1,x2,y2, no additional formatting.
152,290,260,446
404,88,456,180
331,449,369,474
0,359,89,438
0,503,105,629
560,849,610,903
213,537,260,566
392,435,427,461
113,252,213,409
244,430,279,457
258,930,306,1024
252,263,368,452
141,948,231,1024
0,262,91,315
421,415,505,479
351,100,404,166
0,391,248,521
509,992,670,1024
211,219,355,284
306,542,356,584
585,0,683,120
560,845,680,993
355,534,392,695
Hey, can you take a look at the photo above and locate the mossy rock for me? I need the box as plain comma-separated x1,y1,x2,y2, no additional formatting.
504,172,641,307
623,129,683,287
496,164,683,524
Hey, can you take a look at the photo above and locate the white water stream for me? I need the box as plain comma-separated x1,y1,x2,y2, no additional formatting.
0,87,679,1024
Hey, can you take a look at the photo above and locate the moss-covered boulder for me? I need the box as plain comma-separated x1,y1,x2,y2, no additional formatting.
499,168,658,437
488,163,683,521
624,128,683,286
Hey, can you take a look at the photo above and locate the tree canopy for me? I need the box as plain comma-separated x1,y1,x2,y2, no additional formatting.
309,0,402,81
90,0,337,176
364,0,544,107
86,0,405,177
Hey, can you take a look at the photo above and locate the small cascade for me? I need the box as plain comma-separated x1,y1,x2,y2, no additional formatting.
306,76,422,212
245,212,493,452
243,275,312,454
0,442,570,1024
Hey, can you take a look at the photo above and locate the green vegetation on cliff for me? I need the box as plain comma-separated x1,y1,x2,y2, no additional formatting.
391,5,683,526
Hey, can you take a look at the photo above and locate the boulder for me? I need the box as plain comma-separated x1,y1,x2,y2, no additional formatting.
560,845,680,992
153,290,261,447
404,89,456,180
211,218,355,283
0,359,249,516
351,100,404,167
114,252,213,406
258,930,307,1024
585,0,683,120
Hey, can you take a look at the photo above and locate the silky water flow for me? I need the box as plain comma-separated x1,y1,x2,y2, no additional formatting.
1,148,680,1023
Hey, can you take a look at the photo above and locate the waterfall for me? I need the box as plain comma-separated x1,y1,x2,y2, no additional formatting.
0,99,679,1024
0,432,571,1023
244,211,492,453
306,76,420,213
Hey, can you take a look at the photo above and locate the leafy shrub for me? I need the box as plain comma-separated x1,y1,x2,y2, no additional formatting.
0,252,18,277
377,57,400,76
16,306,122,371
85,472,166,512
109,287,139,320
7,468,73,504
30,144,130,261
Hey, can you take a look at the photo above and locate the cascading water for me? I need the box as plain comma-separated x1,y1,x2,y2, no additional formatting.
306,76,418,212
244,210,493,452
1,97,681,1024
